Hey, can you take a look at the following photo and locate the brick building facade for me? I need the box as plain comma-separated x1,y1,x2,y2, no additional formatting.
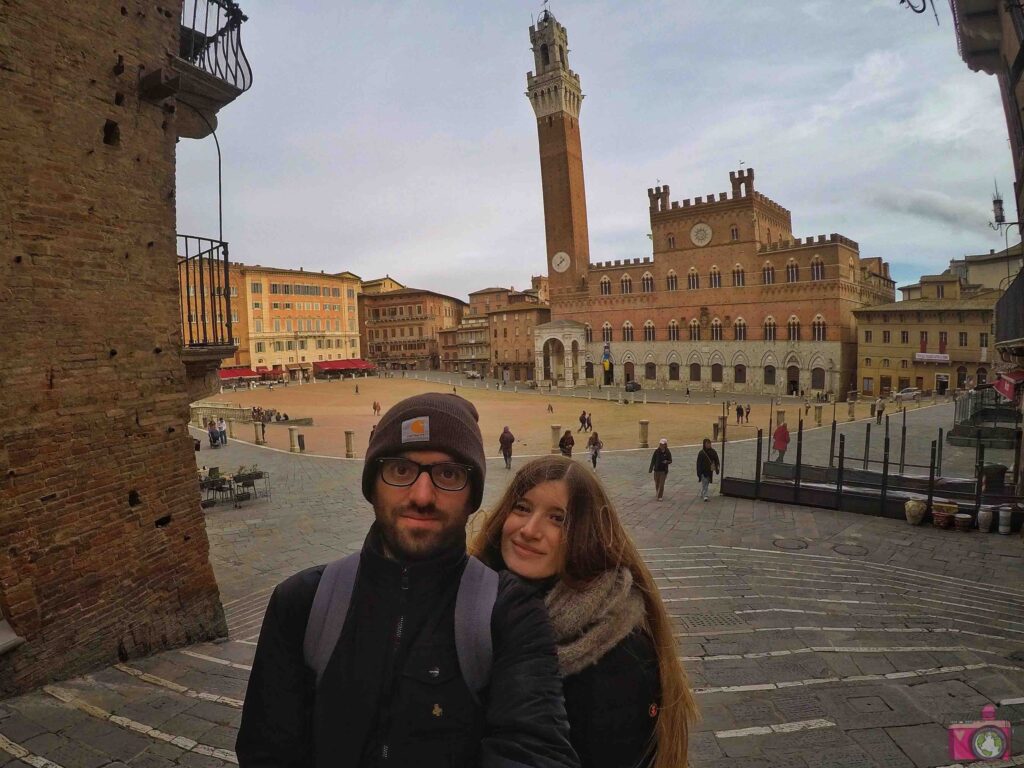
361,288,466,370
525,11,894,396
0,0,249,694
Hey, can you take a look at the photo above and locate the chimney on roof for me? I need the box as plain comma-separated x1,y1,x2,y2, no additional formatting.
991,249,995,255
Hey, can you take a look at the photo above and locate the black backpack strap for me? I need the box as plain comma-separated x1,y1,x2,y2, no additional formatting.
454,556,499,705
303,552,360,687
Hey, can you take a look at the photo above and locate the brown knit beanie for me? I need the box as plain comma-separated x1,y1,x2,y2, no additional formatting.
362,393,486,510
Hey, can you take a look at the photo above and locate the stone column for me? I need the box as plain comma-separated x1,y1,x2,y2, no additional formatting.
288,426,299,453
814,404,823,426
253,422,263,445
227,420,235,438
344,430,355,459
639,420,649,448
550,425,562,454
776,409,786,426
848,401,856,421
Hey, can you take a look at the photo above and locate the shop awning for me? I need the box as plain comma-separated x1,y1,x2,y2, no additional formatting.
285,363,313,370
219,367,260,380
994,369,1024,401
314,359,377,372
255,366,270,373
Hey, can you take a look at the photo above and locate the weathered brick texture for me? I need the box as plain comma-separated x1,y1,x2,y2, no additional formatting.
0,0,226,697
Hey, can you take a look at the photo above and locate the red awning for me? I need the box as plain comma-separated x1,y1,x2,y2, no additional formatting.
994,369,1024,401
314,359,377,372
255,366,270,373
219,367,259,380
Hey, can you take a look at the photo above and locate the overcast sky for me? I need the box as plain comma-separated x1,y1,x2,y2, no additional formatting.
176,0,1013,297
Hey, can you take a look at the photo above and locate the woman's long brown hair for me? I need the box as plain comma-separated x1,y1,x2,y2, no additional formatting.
470,455,698,768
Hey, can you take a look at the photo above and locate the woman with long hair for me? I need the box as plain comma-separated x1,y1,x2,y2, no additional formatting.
471,455,697,768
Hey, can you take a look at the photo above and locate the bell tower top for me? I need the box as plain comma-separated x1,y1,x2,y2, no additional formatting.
527,11,583,120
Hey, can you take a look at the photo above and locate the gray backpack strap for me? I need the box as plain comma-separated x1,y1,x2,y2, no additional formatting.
455,556,499,705
302,552,360,687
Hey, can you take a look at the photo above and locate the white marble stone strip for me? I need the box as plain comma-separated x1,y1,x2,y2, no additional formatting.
672,624,1024,646
692,662,1023,695
113,664,244,708
180,649,253,672
42,686,238,764
0,733,66,768
1000,696,1024,705
234,638,259,646
715,717,836,739
680,645,1024,663
222,586,275,610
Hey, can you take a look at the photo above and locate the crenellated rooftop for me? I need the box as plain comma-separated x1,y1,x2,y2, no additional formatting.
757,233,859,253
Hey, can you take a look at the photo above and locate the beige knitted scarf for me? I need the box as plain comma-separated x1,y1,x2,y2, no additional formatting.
545,567,646,677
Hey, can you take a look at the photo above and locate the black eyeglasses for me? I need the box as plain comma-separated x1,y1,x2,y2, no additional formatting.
377,457,472,492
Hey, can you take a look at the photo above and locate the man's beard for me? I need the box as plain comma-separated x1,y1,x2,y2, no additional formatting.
375,503,468,561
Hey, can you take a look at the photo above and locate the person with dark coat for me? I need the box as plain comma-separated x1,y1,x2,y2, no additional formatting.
696,438,720,502
585,432,603,469
236,394,579,768
472,456,698,768
648,439,672,500
577,410,587,433
559,430,575,457
499,425,515,470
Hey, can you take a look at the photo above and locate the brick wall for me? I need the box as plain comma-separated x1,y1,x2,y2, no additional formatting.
0,0,226,697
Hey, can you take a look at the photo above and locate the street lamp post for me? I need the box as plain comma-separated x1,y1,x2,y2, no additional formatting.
990,186,1022,288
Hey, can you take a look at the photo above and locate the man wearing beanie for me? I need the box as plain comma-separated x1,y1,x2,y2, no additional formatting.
237,393,579,768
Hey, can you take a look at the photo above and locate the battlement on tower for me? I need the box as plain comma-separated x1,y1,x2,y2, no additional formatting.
590,257,653,270
757,233,860,253
647,168,792,218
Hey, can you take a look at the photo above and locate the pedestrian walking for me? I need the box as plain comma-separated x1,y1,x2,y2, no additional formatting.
696,438,720,502
237,394,578,767
648,438,672,500
355,384,359,394
875,396,885,425
772,422,790,463
586,431,603,469
499,426,515,470
547,403,555,414
471,456,697,768
558,430,575,457
207,419,219,448
217,417,227,446
735,403,743,425
744,404,751,423
577,410,587,433
585,411,593,432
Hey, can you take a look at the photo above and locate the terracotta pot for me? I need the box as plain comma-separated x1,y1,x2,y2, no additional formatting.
954,513,973,532
904,500,927,525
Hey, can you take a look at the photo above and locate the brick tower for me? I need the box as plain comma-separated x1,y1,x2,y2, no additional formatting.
527,11,590,307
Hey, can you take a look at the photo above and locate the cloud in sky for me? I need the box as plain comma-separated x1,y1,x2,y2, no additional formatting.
176,1,1011,297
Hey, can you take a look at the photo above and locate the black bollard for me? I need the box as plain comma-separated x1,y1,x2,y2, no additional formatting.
926,441,937,515
863,422,871,470
829,420,837,468
937,427,944,477
836,435,846,510
974,442,985,515
880,432,890,516
754,428,763,498
899,407,907,475
795,418,804,500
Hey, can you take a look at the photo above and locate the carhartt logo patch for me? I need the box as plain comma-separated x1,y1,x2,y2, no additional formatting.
402,417,429,443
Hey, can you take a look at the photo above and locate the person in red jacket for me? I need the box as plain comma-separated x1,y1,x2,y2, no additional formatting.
772,422,791,463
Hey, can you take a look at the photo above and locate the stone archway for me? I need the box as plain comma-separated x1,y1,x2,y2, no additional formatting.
787,365,800,395
542,337,565,382
533,319,587,387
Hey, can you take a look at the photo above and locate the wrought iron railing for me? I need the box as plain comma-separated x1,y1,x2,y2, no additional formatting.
179,0,252,93
996,268,1024,348
178,235,234,348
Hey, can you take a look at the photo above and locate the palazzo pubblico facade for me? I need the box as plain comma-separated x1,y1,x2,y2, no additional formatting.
526,11,895,396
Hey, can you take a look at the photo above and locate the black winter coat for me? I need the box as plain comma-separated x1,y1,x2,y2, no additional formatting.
696,447,720,480
562,629,661,768
648,448,672,474
236,525,579,768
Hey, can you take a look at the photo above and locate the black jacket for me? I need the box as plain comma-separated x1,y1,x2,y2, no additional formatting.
696,447,720,479
648,448,672,473
562,630,660,768
236,525,579,768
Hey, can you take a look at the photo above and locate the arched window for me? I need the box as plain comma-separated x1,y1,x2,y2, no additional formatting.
669,362,680,381
711,318,723,341
667,233,676,249
622,321,634,342
620,275,633,294
540,44,550,67
956,365,967,388
584,324,593,343
666,270,678,291
602,322,613,342
977,367,988,385
732,265,745,287
788,317,801,341
667,319,680,341
764,365,776,385
643,321,656,342
687,269,699,290
689,362,701,382
734,318,747,341
811,367,825,389
812,317,826,341
786,260,799,282
585,361,594,379
711,363,723,382
689,319,701,341
730,224,739,241
811,258,825,281
864,357,872,367
641,272,654,292
881,358,890,368
645,362,656,380
735,364,747,383
764,317,777,342
599,276,611,295
763,263,775,285
709,267,722,288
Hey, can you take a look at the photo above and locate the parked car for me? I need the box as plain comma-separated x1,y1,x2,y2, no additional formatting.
624,381,642,392
464,371,482,379
893,387,921,402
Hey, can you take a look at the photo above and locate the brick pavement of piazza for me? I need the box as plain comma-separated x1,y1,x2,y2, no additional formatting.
2,404,1023,768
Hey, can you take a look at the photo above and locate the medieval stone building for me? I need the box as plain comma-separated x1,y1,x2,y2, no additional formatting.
526,11,895,396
